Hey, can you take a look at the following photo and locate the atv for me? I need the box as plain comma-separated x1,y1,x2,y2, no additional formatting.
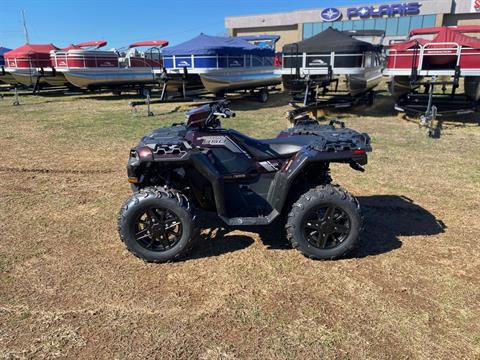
118,101,371,262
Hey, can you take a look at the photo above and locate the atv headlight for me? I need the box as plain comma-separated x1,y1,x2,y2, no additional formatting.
136,147,153,160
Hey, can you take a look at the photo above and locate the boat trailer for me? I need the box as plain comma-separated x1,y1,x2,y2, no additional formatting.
394,67,478,138
286,69,375,121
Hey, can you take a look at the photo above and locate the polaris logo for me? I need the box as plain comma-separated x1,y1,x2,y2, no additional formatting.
347,2,421,18
320,7,342,22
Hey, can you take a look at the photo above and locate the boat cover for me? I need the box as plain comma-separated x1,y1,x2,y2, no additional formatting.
4,44,59,59
391,27,480,51
0,47,11,66
162,33,272,56
283,28,377,53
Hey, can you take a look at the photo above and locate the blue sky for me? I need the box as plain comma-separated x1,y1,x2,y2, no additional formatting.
0,0,391,49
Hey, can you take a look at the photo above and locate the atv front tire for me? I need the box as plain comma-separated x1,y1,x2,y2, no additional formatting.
286,184,362,260
118,187,198,263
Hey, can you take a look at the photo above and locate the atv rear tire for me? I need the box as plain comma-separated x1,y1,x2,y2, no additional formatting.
286,184,362,260
118,187,198,263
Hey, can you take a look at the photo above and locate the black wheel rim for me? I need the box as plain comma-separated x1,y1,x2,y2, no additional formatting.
134,207,183,252
302,204,351,250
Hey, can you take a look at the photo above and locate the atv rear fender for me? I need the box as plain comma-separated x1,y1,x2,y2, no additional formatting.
267,146,368,213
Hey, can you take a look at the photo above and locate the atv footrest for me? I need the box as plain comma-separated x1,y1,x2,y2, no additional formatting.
219,210,279,226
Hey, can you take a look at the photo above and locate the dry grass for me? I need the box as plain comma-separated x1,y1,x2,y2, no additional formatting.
0,88,479,359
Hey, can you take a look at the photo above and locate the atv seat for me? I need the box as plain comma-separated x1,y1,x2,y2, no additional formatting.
232,133,316,161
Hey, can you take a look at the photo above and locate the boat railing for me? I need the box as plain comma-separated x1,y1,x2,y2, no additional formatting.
7,57,52,69
388,42,462,70
420,42,462,68
125,56,162,68
123,46,163,68
282,52,365,71
51,51,120,69
163,54,274,69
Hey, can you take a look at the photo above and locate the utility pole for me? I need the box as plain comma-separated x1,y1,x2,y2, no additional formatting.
21,10,30,44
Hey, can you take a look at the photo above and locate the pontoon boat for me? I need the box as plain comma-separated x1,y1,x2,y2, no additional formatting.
384,26,480,101
54,40,169,89
4,44,66,87
279,28,383,96
158,33,281,96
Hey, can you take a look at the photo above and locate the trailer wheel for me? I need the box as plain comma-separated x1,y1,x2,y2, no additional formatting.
259,89,269,103
286,184,362,260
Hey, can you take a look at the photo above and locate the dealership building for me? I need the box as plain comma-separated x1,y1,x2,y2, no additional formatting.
225,0,480,48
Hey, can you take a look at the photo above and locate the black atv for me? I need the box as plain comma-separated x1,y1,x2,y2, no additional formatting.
118,101,371,262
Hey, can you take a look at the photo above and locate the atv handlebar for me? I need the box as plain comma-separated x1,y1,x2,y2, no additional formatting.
213,109,236,118
211,101,235,119
186,100,235,129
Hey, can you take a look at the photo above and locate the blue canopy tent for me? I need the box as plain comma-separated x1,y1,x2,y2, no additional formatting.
0,47,12,66
162,34,274,70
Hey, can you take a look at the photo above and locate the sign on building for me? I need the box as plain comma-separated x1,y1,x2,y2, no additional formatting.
346,2,422,19
472,0,480,12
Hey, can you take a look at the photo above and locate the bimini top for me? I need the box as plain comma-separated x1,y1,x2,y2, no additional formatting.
58,40,108,52
162,33,272,56
409,25,480,36
128,40,169,48
391,26,480,51
283,28,378,53
4,44,59,59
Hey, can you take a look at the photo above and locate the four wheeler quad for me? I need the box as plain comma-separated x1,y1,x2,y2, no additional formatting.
118,101,372,262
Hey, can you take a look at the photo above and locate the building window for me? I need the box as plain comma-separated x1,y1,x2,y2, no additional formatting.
303,23,313,38
385,17,399,36
313,22,322,35
332,21,343,30
422,15,436,28
353,20,364,30
374,18,387,31
342,20,353,31
409,15,423,33
363,19,375,31
303,15,437,40
397,17,411,36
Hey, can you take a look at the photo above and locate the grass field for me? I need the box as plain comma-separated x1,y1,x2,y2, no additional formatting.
0,88,479,359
